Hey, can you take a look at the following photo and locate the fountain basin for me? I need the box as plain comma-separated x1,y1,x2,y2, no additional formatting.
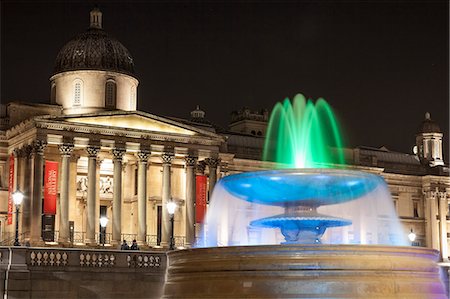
220,169,381,206
163,245,446,298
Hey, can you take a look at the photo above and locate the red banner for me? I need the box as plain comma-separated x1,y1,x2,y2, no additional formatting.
196,175,207,223
44,161,58,215
7,154,14,225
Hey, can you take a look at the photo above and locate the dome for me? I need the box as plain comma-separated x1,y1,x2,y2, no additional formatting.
418,112,441,133
53,8,135,76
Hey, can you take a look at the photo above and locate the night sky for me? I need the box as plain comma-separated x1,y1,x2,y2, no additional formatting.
1,1,448,158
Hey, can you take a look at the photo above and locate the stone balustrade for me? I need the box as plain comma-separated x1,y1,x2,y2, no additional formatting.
0,247,166,298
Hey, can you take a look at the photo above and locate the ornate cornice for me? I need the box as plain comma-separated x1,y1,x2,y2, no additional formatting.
35,119,224,146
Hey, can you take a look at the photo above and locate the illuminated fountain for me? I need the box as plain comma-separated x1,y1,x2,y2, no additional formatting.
164,94,446,298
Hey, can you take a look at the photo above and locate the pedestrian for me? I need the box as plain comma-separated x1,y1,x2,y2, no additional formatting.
120,239,129,250
130,239,139,250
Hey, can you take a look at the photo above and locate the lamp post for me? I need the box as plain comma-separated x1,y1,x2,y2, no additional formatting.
12,190,24,246
99,216,108,247
408,229,416,246
167,201,177,250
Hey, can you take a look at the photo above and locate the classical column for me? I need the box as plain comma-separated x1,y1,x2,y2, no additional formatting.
30,140,47,244
428,189,439,250
12,149,19,191
205,157,221,202
161,153,174,247
112,148,126,245
85,146,100,244
185,155,197,247
58,143,74,244
439,191,448,260
136,150,150,246
20,145,33,239
218,162,229,180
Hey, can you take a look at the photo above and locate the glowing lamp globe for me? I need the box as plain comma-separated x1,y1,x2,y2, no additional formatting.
99,216,109,228
12,191,24,206
167,202,177,215
408,230,416,242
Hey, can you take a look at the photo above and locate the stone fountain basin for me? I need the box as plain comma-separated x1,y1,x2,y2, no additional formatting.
163,245,446,298
220,169,382,207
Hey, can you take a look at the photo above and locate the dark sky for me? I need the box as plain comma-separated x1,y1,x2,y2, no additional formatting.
1,1,449,158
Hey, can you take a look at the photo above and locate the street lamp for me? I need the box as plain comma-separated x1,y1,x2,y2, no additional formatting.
167,201,177,250
12,190,24,246
99,216,108,246
408,229,416,245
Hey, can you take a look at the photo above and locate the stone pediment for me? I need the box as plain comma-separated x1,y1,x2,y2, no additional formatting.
40,111,221,139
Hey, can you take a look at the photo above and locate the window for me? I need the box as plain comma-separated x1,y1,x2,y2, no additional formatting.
413,201,419,218
130,85,136,109
134,167,138,195
105,80,116,108
73,79,83,106
50,83,56,103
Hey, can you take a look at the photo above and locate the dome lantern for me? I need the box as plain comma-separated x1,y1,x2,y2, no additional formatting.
90,6,102,29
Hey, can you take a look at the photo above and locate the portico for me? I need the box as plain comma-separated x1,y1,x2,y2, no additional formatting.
7,110,225,248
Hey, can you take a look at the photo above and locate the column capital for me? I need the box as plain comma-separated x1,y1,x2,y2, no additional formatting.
196,160,206,174
32,139,47,155
59,143,74,157
184,155,197,167
220,161,229,173
21,145,33,158
161,153,174,165
137,150,150,162
423,187,447,200
86,146,100,158
205,157,221,168
112,148,126,161
13,148,21,158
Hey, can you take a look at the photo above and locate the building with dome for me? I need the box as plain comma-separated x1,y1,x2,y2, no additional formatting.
0,7,449,263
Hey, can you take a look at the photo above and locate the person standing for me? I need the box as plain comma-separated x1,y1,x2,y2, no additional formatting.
120,240,129,250
130,239,139,250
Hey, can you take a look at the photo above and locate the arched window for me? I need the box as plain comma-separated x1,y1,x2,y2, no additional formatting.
50,83,56,104
105,80,116,109
73,79,83,106
130,85,136,109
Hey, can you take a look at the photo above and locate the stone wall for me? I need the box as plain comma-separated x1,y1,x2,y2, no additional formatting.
0,247,166,299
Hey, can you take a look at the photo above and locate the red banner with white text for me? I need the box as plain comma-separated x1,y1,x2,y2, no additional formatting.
44,161,58,215
195,175,207,223
7,154,14,225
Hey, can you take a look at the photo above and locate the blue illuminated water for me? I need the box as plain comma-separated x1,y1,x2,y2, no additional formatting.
220,169,381,207
199,169,408,247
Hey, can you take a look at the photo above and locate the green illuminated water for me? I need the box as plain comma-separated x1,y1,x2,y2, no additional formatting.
263,94,345,168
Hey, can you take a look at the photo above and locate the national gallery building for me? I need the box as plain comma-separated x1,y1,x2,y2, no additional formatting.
0,8,449,260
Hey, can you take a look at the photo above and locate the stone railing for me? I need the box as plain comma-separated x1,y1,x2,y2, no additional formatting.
0,247,167,298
